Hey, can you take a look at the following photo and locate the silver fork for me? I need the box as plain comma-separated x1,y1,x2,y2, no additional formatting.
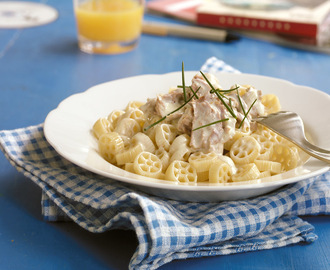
254,111,330,163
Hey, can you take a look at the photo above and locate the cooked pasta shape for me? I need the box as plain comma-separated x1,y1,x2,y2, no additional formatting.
155,124,177,151
134,151,162,178
115,118,141,138
155,147,170,172
256,125,284,145
170,146,191,163
132,132,156,153
124,162,135,173
98,132,125,164
125,100,144,110
262,94,281,114
197,171,209,182
93,118,111,139
116,143,144,165
145,125,157,144
188,151,218,172
251,134,274,160
236,84,248,96
165,160,197,183
259,171,271,178
107,110,125,130
169,134,190,155
209,160,232,183
218,155,237,174
271,143,300,171
232,163,260,182
239,123,251,135
224,130,245,151
122,108,145,127
230,136,261,164
254,160,281,174
120,135,131,148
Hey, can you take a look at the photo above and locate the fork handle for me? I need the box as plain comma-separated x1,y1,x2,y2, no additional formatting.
298,138,330,164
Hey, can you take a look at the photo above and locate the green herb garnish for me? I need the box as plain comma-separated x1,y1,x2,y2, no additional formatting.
177,85,200,99
143,116,167,131
193,118,229,131
239,99,257,128
200,71,237,119
182,62,187,102
189,86,199,99
210,85,239,94
236,88,246,116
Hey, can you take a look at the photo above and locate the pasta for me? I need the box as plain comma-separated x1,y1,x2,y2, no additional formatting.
155,147,170,172
107,110,124,131
92,71,304,184
209,160,233,183
93,118,111,139
98,132,125,164
134,151,162,178
232,163,260,182
115,118,141,137
115,143,143,165
155,124,177,151
188,152,218,172
165,160,197,183
132,132,156,153
230,136,261,165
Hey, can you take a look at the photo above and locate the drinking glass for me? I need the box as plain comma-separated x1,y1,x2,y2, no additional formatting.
73,0,144,54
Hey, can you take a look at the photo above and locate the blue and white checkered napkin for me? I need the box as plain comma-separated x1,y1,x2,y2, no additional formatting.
1,57,330,270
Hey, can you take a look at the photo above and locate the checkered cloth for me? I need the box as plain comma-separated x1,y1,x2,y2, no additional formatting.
1,57,329,270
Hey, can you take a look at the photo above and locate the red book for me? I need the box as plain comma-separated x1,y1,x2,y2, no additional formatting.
196,0,330,39
146,0,330,46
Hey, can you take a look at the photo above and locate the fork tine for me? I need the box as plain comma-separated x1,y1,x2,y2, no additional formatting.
254,110,330,163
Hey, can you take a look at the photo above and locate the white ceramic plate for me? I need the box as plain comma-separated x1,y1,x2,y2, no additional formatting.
44,72,330,202
0,2,58,28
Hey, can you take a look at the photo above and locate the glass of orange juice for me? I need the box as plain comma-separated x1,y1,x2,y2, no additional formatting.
73,0,144,54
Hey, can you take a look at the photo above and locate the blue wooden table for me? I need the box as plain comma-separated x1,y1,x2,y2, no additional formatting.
0,1,329,269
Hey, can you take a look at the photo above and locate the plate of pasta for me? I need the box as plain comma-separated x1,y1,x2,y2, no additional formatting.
44,71,330,202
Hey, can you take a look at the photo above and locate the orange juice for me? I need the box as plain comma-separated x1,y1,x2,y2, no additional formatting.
74,0,144,53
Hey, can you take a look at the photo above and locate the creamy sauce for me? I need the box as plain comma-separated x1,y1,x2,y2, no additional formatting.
140,73,266,154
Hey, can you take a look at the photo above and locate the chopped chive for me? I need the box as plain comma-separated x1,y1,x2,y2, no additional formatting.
220,92,229,100
144,116,167,131
182,62,187,102
214,92,236,118
189,86,199,99
221,85,240,93
200,71,237,119
236,88,246,115
239,99,257,128
193,118,229,131
229,98,233,111
177,86,199,99
211,86,239,94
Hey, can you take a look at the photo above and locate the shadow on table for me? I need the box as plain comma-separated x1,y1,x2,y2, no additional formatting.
53,221,138,270
1,169,137,270
43,37,81,55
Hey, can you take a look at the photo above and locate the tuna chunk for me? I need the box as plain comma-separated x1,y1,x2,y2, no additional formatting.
155,88,184,117
177,104,193,134
190,97,229,153
191,73,222,99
